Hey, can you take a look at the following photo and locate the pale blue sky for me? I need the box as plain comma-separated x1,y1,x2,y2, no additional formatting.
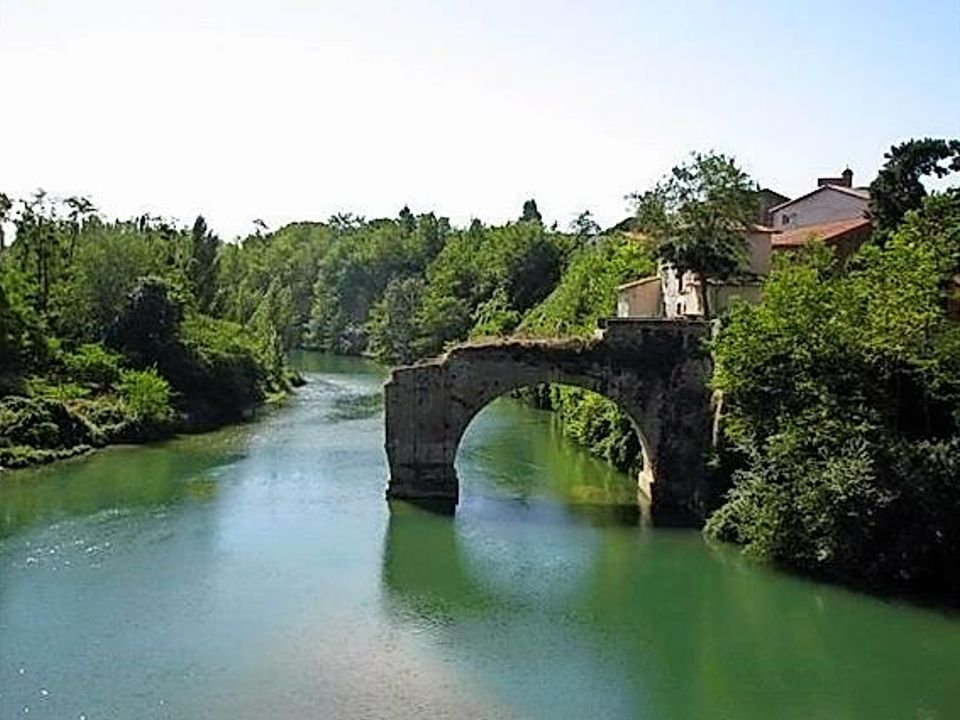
1,0,958,237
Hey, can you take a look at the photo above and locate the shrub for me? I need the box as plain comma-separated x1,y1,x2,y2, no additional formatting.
0,395,98,450
119,368,173,426
61,343,122,387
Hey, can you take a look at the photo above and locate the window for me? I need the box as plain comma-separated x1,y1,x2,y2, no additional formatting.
781,215,790,226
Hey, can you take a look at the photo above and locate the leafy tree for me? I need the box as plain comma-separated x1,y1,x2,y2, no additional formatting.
52,223,165,339
570,210,600,244
14,190,62,314
189,215,220,312
631,152,758,317
869,138,960,232
520,198,543,224
63,195,97,262
520,233,656,337
366,276,426,364
470,288,521,338
398,205,416,235
107,276,185,363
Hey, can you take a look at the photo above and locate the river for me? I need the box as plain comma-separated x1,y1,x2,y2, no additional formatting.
0,353,957,719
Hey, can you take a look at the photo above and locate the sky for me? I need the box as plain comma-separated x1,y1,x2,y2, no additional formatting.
1,0,958,239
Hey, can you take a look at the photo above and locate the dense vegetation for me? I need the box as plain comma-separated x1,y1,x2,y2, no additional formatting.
707,189,960,599
1,193,643,470
0,196,289,468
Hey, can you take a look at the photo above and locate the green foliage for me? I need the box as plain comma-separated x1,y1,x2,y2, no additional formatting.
365,276,426,365
517,233,656,472
0,267,46,372
520,233,656,337
632,151,758,314
707,194,960,597
107,276,185,363
0,395,97,451
189,215,220,313
520,198,543,224
175,313,278,422
118,368,173,427
60,344,122,388
869,138,960,232
471,288,522,339
539,385,642,474
307,211,450,354
23,376,91,402
51,223,170,339
413,220,566,356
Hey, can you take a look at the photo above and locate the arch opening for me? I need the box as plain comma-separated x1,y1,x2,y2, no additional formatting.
452,382,655,507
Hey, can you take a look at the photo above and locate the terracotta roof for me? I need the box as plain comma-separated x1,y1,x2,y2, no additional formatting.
768,184,870,214
771,217,871,248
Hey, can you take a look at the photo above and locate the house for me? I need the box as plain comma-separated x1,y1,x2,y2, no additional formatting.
768,168,870,230
615,167,873,319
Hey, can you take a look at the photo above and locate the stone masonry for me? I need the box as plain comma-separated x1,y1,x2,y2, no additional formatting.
384,319,715,524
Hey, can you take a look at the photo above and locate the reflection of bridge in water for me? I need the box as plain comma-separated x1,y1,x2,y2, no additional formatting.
383,319,715,524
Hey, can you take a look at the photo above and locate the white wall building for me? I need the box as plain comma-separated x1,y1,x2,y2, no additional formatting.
769,169,869,229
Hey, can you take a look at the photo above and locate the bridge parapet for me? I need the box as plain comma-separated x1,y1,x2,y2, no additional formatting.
385,320,714,523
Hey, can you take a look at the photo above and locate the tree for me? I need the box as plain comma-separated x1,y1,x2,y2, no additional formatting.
869,138,960,232
0,192,12,253
63,195,97,262
398,206,416,235
365,276,425,364
189,215,220,312
570,210,600,243
107,276,184,363
520,198,542,224
15,189,61,314
631,152,758,317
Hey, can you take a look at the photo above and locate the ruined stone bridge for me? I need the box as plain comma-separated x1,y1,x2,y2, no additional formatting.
384,319,716,523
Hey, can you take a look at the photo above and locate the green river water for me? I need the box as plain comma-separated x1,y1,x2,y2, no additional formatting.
1,353,957,719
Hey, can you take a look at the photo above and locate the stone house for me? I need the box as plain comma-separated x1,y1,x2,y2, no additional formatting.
616,168,872,319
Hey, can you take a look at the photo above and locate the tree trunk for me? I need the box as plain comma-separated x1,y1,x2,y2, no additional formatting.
700,273,711,319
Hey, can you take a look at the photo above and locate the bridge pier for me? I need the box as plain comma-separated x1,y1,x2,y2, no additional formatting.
385,463,458,511
384,320,716,524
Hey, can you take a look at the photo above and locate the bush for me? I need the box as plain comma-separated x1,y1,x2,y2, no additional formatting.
0,395,98,450
119,368,173,427
61,343,122,387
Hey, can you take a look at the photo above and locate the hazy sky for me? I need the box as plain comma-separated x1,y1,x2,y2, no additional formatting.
1,0,958,238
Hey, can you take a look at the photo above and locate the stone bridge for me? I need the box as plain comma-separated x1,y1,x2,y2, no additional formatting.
384,319,716,524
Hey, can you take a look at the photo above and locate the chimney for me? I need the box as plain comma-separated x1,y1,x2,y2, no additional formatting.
817,168,855,188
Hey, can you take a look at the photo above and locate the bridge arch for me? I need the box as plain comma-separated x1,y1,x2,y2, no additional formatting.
447,376,656,497
384,320,715,524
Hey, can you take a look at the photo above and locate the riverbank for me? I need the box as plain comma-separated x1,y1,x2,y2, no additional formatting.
0,378,300,473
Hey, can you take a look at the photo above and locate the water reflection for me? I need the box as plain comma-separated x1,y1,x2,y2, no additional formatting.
0,440,244,540
380,398,960,720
